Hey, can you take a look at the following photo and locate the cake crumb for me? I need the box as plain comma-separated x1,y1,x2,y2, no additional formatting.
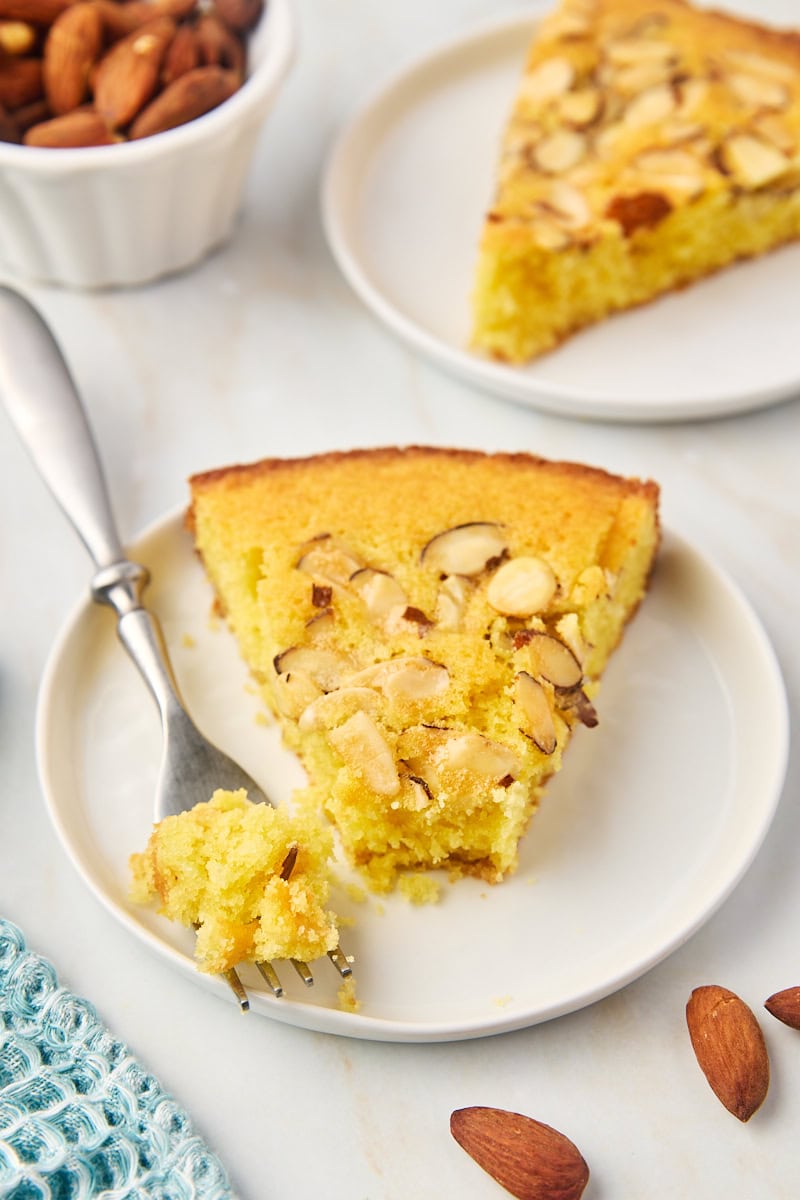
338,975,360,1013
399,873,441,906
344,883,368,904
181,633,196,649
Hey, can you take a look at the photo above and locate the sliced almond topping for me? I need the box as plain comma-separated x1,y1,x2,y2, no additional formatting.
557,686,599,728
296,536,362,587
534,128,587,173
487,555,557,617
518,632,582,689
558,87,602,127
658,120,706,146
515,672,557,755
438,731,520,783
751,113,796,154
327,711,400,796
541,179,592,227
349,656,450,702
722,133,790,188
421,523,507,577
305,607,335,637
606,36,676,66
398,773,434,812
610,59,673,95
677,78,711,117
273,644,352,692
272,669,323,720
725,71,790,111
349,567,408,622
623,83,676,128
554,612,586,665
721,48,798,86
435,574,473,631
530,219,573,249
519,56,575,105
298,686,380,732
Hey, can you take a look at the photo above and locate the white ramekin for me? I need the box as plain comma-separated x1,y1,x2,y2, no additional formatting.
0,0,294,289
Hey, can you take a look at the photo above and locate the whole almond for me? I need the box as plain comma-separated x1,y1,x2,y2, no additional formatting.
161,21,198,85
0,0,70,24
764,986,800,1030
194,12,243,74
93,14,175,128
451,1107,589,1200
213,0,261,33
10,93,47,130
686,985,770,1121
129,63,236,138
0,55,42,108
43,1,103,114
24,105,114,145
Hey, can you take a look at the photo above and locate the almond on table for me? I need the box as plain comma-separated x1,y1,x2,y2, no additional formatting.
472,0,800,364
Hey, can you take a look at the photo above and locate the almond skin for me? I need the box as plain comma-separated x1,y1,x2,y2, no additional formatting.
43,1,103,114
129,64,237,138
451,1106,589,1200
764,987,800,1030
93,14,175,128
0,55,42,108
686,985,770,1121
24,106,115,145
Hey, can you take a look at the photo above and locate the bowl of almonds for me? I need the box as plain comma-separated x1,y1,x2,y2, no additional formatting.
0,0,292,286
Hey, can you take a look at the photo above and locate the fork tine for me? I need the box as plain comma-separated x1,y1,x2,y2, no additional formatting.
256,960,284,997
291,959,315,987
328,946,353,978
223,968,250,1012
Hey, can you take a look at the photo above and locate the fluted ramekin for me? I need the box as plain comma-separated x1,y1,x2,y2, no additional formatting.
0,0,293,288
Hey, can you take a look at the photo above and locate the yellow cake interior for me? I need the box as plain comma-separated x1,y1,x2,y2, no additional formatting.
473,0,800,363
130,788,339,973
187,447,660,893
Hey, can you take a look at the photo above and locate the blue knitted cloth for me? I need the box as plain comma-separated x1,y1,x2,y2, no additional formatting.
0,918,235,1199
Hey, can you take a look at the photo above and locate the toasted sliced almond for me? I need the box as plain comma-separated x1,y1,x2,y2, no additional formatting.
558,86,601,127
398,773,434,812
518,631,582,689
272,669,322,720
349,656,450,702
327,710,400,795
438,730,520,782
349,567,408,621
557,686,598,728
529,218,572,249
623,82,676,128
487,555,557,617
435,574,472,630
725,70,789,111
541,179,592,227
554,613,585,664
273,644,352,692
721,48,798,86
519,56,575,105
421,523,507,577
722,132,789,188
296,535,362,587
534,128,586,173
606,36,675,66
297,686,380,732
609,58,673,95
751,112,796,154
516,672,557,755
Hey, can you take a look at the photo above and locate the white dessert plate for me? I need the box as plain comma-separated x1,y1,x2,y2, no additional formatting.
37,511,788,1042
322,10,800,422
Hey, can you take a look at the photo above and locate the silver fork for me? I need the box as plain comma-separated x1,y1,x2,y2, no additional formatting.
0,286,351,1011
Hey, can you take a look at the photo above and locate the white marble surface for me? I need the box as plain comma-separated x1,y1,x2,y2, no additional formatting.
1,0,799,1196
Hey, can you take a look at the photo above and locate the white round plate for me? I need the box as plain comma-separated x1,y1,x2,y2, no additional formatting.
37,512,788,1042
322,13,800,422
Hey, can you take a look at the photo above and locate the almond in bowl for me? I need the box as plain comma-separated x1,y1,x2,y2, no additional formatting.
0,0,293,286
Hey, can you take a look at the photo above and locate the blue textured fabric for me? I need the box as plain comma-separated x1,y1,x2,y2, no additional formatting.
0,918,235,1199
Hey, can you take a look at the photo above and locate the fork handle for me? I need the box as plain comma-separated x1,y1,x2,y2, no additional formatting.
0,286,125,570
0,285,185,721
